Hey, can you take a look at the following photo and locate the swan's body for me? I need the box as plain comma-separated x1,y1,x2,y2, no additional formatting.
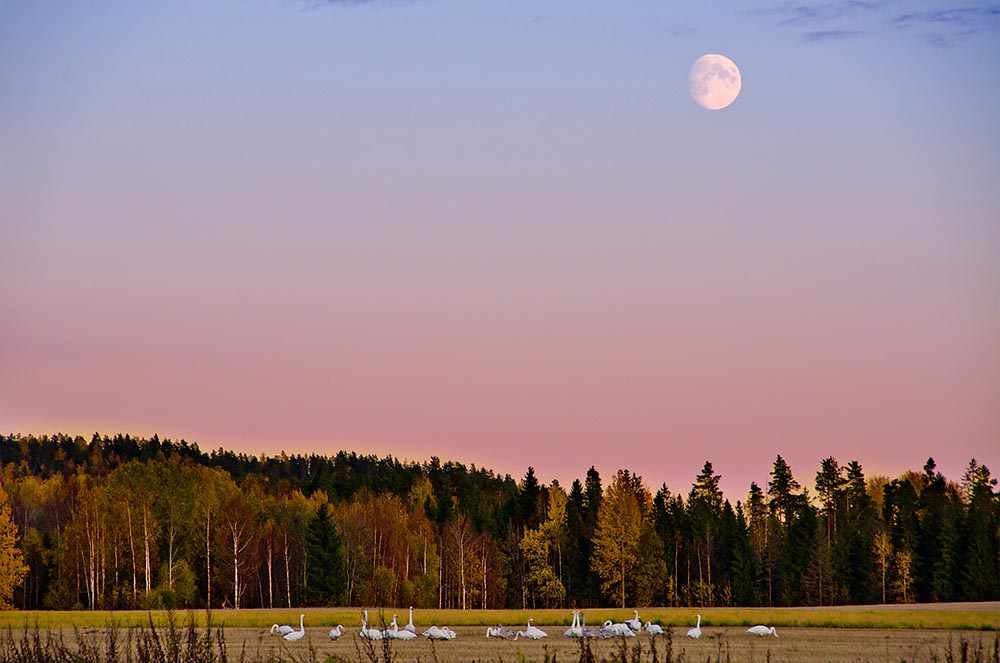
404,607,416,633
686,614,702,639
422,625,455,640
270,623,294,636
284,614,306,642
747,625,778,638
389,625,417,641
328,625,345,640
599,620,634,638
564,610,584,638
387,616,417,640
423,625,447,640
361,626,383,640
579,613,599,639
644,621,664,636
515,618,548,640
625,611,642,632
360,610,383,640
487,625,515,639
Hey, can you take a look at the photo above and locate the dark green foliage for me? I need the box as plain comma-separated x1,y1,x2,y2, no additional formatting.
1,434,997,610
305,503,346,606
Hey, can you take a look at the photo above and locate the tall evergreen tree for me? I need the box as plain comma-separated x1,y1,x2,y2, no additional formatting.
565,479,587,604
581,466,603,604
916,458,960,602
746,482,772,605
958,461,999,600
305,503,346,606
769,455,800,527
831,461,877,604
815,457,845,547
688,461,724,599
728,501,757,606
520,467,543,530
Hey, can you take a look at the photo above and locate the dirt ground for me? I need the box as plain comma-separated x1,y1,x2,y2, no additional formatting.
233,625,999,663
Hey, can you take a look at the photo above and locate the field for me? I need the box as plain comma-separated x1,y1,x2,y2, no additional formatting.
0,603,996,663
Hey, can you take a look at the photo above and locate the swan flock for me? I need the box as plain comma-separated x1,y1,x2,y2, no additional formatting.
267,610,775,643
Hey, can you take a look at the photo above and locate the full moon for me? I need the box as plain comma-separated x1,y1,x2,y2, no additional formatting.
689,54,741,110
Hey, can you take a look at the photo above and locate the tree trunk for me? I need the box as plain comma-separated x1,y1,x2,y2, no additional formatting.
267,535,274,609
168,519,175,590
620,541,626,609
127,507,137,604
143,507,151,594
283,532,292,608
232,526,240,610
206,511,212,609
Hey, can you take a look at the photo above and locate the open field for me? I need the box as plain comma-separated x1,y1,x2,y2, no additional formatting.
0,605,995,663
0,623,998,663
0,603,995,631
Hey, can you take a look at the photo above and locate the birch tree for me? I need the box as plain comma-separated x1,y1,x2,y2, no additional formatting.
591,470,644,608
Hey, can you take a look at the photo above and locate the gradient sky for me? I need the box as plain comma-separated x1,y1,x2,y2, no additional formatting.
2,0,998,499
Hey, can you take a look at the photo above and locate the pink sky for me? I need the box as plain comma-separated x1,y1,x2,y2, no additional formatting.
2,0,998,499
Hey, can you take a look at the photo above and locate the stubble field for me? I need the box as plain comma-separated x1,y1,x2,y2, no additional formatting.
0,603,996,663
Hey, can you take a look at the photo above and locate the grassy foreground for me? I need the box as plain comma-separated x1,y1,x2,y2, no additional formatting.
0,603,995,631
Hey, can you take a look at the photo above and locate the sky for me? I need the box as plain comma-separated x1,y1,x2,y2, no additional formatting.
2,0,998,500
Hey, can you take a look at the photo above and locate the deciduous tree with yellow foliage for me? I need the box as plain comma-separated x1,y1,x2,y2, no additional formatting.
0,484,27,609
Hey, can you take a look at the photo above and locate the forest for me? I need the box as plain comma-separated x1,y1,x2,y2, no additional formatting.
0,433,996,612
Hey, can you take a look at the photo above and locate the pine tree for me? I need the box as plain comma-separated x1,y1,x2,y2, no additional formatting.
0,484,27,609
833,460,877,603
815,457,845,547
688,461,724,598
958,461,998,600
729,501,757,606
769,456,800,527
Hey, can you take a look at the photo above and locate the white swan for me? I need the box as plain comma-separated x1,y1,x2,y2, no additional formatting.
404,606,416,633
644,621,664,636
361,626,383,640
389,622,417,641
386,616,417,641
515,618,548,640
360,611,383,640
284,614,306,642
423,625,447,640
441,627,457,640
747,625,778,637
328,625,345,640
270,623,294,636
625,610,642,632
564,610,584,638
686,614,701,639
601,620,634,637
487,625,515,639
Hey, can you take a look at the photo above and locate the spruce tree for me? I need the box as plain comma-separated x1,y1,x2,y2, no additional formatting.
305,503,346,606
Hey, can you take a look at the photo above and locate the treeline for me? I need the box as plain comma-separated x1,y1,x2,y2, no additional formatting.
0,433,997,611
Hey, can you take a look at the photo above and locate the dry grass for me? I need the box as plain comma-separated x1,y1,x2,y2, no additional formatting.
0,603,995,631
2,624,996,663
0,605,995,663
